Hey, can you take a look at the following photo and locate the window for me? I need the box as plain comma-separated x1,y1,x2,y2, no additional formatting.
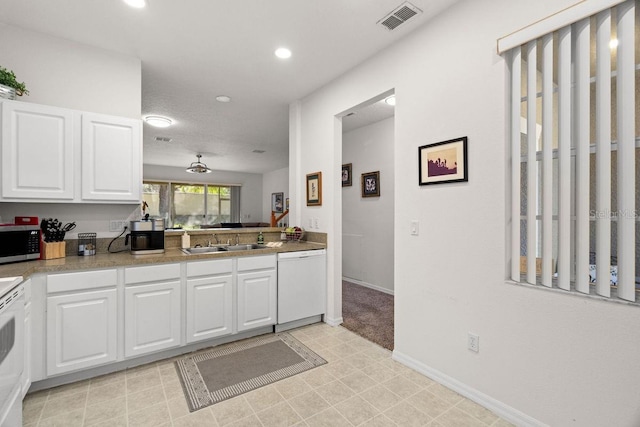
142,181,239,229
501,0,639,302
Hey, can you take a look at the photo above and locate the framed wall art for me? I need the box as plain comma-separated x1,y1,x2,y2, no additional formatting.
271,192,284,213
361,171,380,198
418,136,468,185
306,172,322,206
342,163,352,187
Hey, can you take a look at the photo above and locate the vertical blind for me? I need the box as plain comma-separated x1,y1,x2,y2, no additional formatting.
506,0,638,302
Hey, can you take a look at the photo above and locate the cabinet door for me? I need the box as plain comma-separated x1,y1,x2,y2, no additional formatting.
81,113,141,202
1,101,75,200
186,275,233,344
237,269,277,332
46,288,117,376
124,281,181,358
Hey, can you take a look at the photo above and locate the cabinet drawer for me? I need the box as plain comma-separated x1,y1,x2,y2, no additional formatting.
237,254,276,272
187,258,233,277
125,263,180,284
47,269,117,294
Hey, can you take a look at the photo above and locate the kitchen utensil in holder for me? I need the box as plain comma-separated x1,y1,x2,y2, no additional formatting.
78,232,97,256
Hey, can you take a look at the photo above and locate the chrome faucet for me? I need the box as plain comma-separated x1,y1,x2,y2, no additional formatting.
207,234,220,247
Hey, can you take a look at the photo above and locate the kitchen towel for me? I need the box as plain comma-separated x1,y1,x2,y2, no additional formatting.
175,332,326,412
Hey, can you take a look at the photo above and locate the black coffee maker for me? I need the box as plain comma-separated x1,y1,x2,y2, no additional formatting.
128,217,165,254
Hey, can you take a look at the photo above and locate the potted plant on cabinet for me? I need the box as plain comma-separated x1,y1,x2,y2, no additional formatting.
0,66,29,100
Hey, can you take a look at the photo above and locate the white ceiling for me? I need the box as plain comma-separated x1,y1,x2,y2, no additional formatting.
0,0,459,174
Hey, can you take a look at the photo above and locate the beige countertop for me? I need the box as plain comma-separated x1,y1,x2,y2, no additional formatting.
0,241,326,280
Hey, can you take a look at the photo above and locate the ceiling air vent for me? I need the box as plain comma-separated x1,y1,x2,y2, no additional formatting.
252,149,266,154
377,2,422,31
154,136,172,142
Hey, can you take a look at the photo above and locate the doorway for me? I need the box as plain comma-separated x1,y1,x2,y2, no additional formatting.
340,91,395,350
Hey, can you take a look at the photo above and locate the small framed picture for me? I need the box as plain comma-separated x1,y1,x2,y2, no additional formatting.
306,172,322,206
271,192,284,213
361,171,380,198
342,163,352,187
418,136,468,185
285,197,289,210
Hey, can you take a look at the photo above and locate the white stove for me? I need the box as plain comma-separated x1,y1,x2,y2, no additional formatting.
0,276,24,427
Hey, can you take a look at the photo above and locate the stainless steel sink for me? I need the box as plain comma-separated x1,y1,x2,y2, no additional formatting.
182,246,225,254
224,244,268,251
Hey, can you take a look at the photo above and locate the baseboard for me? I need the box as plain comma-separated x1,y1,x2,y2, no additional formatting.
392,350,547,427
342,277,394,295
275,315,323,332
324,316,343,327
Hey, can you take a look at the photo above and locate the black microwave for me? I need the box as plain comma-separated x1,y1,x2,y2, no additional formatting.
0,225,41,265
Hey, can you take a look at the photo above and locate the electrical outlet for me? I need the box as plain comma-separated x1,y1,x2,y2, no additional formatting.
468,333,479,353
314,217,319,229
308,218,313,228
109,220,128,232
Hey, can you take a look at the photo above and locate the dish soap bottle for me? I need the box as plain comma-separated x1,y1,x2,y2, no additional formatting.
257,231,264,244
181,231,190,249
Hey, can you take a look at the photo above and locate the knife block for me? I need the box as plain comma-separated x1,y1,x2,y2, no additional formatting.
42,241,66,260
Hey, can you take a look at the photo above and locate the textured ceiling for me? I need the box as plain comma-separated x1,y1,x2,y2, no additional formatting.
0,0,458,173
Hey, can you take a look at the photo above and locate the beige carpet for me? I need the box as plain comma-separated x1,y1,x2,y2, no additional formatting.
342,281,394,350
175,332,326,412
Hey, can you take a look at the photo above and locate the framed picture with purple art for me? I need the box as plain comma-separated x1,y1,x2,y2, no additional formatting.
361,171,380,197
418,136,468,185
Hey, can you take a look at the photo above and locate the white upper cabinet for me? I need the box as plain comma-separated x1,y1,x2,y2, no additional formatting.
81,113,141,201
0,100,142,203
1,101,75,200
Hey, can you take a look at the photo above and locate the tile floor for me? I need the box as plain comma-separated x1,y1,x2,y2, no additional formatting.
23,324,514,426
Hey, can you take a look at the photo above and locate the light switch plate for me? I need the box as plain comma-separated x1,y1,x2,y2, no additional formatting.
410,220,419,236
314,218,319,229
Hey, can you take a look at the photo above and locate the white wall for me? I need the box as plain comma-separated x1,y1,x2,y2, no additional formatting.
144,165,263,224
0,23,143,237
342,117,394,293
262,167,289,225
291,1,640,426
0,23,141,119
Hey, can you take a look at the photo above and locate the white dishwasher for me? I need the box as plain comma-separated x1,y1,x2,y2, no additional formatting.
276,249,326,332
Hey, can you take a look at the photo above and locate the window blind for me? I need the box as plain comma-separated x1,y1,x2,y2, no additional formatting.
506,0,637,302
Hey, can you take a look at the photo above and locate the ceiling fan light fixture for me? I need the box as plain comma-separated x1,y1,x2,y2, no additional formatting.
145,115,173,128
186,154,212,173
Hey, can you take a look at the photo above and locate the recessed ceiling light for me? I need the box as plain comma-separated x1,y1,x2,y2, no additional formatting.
216,95,231,103
384,96,396,106
145,115,172,128
610,38,619,49
123,0,146,8
275,48,292,59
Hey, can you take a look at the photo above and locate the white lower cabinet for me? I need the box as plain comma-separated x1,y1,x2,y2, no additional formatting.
32,253,300,383
46,288,118,376
186,259,233,344
124,281,181,358
237,255,277,332
186,276,232,343
124,263,182,359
